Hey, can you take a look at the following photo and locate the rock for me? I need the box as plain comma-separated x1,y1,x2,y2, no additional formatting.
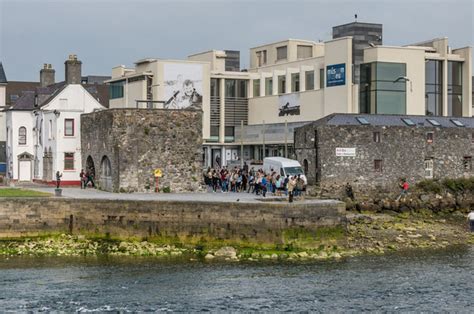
395,236,405,243
261,254,271,259
271,254,278,259
332,252,342,259
420,194,431,202
298,252,309,258
407,234,422,239
214,246,237,259
204,253,215,260
251,252,260,259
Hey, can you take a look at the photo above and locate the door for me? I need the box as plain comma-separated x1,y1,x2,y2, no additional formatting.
19,161,31,181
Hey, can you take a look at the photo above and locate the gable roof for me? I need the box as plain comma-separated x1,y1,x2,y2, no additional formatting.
308,113,474,129
0,62,7,84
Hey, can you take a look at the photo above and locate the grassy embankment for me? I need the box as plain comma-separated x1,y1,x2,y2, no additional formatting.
0,188,51,197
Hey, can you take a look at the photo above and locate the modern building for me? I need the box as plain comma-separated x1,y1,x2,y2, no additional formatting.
0,62,7,174
332,21,383,83
5,55,105,184
104,22,472,168
294,113,474,194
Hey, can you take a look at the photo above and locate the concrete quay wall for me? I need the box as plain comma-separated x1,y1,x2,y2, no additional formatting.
0,199,345,242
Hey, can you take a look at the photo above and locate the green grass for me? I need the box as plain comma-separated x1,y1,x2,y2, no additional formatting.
0,188,51,197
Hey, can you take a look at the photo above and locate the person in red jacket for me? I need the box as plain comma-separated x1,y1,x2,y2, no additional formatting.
395,178,409,201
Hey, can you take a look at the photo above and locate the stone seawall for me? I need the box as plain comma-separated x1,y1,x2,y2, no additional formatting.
0,199,345,242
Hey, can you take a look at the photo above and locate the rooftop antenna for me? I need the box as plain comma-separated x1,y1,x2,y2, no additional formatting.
355,14,358,22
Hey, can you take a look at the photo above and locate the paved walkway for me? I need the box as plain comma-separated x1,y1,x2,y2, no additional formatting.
19,184,340,205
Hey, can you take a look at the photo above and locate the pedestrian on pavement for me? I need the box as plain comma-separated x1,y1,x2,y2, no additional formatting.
468,210,474,232
80,169,86,189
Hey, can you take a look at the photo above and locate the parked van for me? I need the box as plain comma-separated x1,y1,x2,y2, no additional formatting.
263,157,307,185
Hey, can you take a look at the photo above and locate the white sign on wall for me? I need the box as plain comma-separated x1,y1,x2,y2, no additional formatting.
336,147,356,157
163,63,203,110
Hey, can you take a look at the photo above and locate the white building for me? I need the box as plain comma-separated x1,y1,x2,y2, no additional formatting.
0,62,7,174
5,56,105,184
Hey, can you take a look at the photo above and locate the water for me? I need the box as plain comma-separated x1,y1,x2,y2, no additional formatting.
1,246,473,312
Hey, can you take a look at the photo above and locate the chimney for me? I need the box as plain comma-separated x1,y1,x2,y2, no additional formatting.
40,63,55,87
65,54,82,84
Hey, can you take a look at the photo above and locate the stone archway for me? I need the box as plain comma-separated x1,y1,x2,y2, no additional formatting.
100,155,112,192
303,159,309,175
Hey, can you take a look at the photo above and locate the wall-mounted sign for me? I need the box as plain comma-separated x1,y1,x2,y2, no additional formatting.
336,147,356,157
163,63,203,110
326,63,346,87
278,93,300,116
154,168,163,177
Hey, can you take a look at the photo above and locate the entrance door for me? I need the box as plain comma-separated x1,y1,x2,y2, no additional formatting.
19,161,31,181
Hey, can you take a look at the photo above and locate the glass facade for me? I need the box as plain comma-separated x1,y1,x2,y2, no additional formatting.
291,73,300,92
448,61,463,117
305,71,314,90
425,60,443,116
265,78,273,96
359,62,406,114
109,80,124,99
253,79,260,97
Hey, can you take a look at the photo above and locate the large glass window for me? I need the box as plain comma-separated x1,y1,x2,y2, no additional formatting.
297,45,313,59
210,78,220,97
305,71,314,90
265,78,273,96
225,79,247,98
319,68,324,89
448,61,463,117
291,73,300,92
253,79,260,97
278,75,286,94
18,127,27,145
276,46,287,61
425,60,443,116
109,80,124,99
359,62,406,114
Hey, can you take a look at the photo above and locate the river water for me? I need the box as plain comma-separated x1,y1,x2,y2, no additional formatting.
1,246,472,312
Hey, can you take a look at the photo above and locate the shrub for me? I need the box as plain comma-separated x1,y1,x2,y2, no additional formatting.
162,186,171,193
416,179,442,194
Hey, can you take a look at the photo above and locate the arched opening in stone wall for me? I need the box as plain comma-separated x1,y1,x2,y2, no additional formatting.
100,155,113,192
86,156,96,178
303,159,309,175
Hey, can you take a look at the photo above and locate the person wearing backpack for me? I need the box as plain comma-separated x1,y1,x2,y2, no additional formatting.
395,178,409,201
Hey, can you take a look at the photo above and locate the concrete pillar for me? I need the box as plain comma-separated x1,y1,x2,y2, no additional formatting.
300,67,306,92
442,59,448,116
219,78,225,143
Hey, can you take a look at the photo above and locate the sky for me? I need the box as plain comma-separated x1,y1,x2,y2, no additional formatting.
0,0,473,81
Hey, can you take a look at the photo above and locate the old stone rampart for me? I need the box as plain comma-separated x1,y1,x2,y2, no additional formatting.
0,199,345,242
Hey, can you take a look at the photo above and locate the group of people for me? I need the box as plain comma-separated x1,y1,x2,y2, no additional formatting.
203,164,305,202
79,169,95,189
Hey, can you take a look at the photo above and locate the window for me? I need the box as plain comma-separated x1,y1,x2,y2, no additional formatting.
463,156,472,171
450,119,464,127
276,46,287,61
64,153,74,170
64,119,74,136
225,79,236,97
109,80,124,99
427,119,440,127
278,75,286,94
225,126,234,142
265,77,273,96
424,158,434,178
319,68,324,89
374,159,383,172
18,127,27,145
402,118,416,126
426,132,434,143
447,61,463,117
356,117,370,125
10,94,19,102
373,132,380,143
256,50,267,67
291,73,300,92
297,45,313,59
48,120,53,139
359,62,407,114
253,79,260,97
210,78,220,97
472,133,474,144
425,60,443,116
305,71,314,90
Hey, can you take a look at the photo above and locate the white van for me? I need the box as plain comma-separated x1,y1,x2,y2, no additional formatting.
263,157,307,185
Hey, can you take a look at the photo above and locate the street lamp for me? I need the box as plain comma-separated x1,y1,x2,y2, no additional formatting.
394,76,412,92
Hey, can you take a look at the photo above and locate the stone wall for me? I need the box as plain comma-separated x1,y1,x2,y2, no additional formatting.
295,123,474,196
81,109,203,193
0,199,346,241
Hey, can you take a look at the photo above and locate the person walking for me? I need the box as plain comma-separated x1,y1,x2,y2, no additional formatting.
80,169,86,189
395,178,409,201
288,176,297,203
468,211,474,232
55,171,62,189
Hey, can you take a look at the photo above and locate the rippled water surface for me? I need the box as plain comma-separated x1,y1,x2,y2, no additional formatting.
1,246,472,312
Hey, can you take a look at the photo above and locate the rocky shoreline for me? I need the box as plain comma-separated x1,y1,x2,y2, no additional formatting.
1,210,473,262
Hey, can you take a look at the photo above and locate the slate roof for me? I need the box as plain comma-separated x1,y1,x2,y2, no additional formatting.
0,62,7,84
310,113,474,129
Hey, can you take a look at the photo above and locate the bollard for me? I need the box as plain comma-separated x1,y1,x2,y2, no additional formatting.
55,188,62,197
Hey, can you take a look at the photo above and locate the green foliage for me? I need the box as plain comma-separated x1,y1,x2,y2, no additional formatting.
144,127,150,135
416,179,442,194
0,188,51,197
162,186,171,193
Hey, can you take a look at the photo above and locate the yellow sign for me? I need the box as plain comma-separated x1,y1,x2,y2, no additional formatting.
154,169,162,178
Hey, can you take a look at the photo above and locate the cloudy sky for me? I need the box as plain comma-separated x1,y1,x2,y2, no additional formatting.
0,0,473,81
